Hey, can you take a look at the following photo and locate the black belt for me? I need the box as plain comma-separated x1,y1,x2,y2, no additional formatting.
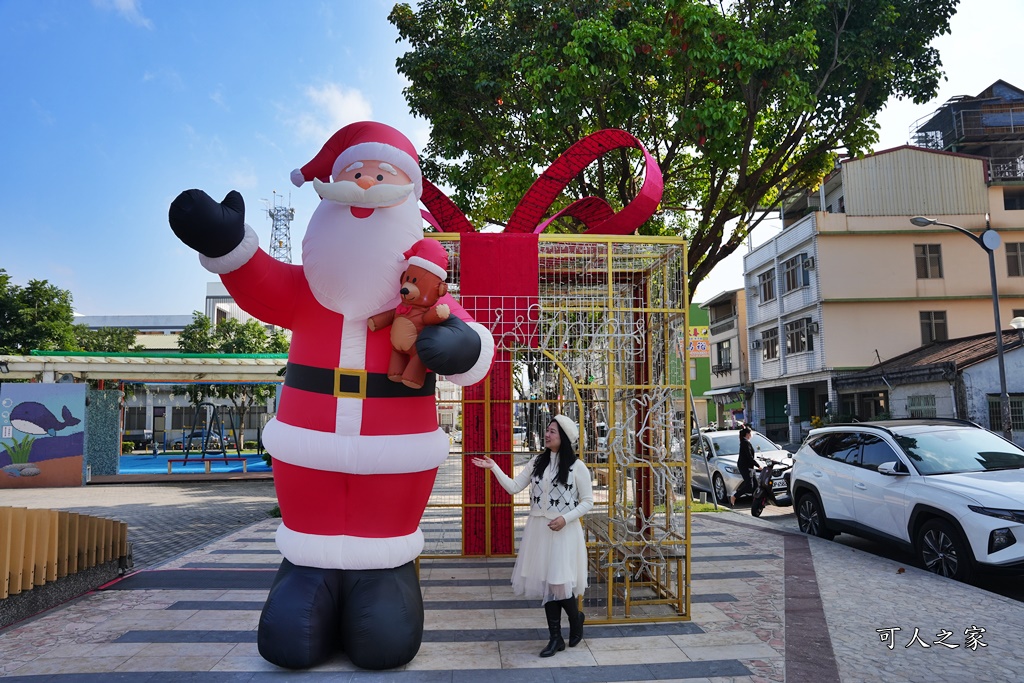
283,362,435,399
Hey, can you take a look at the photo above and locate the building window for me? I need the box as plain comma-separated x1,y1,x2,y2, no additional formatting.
1008,242,1024,277
920,311,948,344
915,244,943,279
779,253,810,293
837,196,845,213
713,340,732,375
1004,187,1024,210
170,406,188,430
906,394,937,418
762,328,779,361
241,406,269,430
758,269,776,302
988,396,1024,432
124,407,146,431
708,300,735,324
784,318,814,354
717,339,732,366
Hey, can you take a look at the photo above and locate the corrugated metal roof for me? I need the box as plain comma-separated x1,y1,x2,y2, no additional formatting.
843,329,1024,378
842,147,989,216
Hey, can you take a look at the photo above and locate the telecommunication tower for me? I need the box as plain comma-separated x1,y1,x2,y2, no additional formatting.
265,191,295,263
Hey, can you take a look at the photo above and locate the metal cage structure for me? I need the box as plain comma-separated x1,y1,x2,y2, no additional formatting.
423,233,692,623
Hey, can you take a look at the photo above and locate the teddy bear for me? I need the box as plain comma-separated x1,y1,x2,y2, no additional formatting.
368,238,451,389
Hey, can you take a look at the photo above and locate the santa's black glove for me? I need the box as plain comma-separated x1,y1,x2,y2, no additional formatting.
417,316,480,376
168,189,246,258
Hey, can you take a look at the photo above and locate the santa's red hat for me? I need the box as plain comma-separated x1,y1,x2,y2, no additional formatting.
290,121,423,198
403,239,448,280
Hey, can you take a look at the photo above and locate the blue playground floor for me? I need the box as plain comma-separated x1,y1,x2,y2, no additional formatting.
118,453,272,475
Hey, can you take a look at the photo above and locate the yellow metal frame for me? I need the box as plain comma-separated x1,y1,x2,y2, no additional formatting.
423,233,691,623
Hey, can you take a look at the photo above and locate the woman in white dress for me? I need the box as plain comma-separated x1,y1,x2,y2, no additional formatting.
472,415,594,657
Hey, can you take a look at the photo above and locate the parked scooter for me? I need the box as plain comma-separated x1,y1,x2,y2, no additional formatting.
750,459,793,517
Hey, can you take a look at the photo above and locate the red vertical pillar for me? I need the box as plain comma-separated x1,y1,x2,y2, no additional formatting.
459,232,539,556
463,352,514,554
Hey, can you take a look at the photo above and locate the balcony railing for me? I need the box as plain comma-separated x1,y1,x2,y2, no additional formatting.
912,107,1024,149
709,318,736,336
711,362,733,376
988,157,1024,182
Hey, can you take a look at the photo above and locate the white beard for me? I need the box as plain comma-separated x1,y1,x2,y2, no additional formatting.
301,195,424,320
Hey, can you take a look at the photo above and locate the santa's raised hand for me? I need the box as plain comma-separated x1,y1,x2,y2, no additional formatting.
168,189,246,258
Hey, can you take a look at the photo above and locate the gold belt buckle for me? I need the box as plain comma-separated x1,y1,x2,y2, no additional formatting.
333,368,367,399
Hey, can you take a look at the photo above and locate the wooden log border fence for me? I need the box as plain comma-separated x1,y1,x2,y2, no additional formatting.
0,507,129,600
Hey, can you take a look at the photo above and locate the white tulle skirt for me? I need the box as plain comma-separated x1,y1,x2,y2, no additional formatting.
511,515,589,604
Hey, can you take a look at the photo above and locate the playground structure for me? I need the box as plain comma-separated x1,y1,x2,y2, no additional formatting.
432,233,692,623
164,401,252,473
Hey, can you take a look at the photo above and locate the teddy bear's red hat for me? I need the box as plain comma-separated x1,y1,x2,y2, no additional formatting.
403,239,448,280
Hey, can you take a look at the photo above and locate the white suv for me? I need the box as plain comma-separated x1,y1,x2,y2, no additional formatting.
790,419,1024,582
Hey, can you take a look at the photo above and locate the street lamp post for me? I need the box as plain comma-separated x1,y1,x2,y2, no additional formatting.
911,215,1012,441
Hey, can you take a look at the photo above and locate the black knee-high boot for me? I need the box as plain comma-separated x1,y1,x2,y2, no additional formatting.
539,601,565,657
560,597,585,647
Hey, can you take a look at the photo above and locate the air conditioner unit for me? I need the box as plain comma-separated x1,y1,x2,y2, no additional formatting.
808,321,820,334
748,286,759,298
802,257,816,271
750,339,762,350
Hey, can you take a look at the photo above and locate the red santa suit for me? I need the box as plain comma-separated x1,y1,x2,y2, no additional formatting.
197,123,493,571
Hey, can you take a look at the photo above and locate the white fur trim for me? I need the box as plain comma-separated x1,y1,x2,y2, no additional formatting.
336,318,366,435
199,224,260,274
263,418,450,474
276,523,423,570
444,321,494,386
407,255,447,280
290,168,305,187
332,142,422,198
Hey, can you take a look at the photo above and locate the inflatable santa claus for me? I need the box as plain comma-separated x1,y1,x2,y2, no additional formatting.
168,121,494,670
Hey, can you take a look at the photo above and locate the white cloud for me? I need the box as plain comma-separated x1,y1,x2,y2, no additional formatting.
30,98,55,125
228,167,259,191
92,0,153,29
142,68,184,91
210,88,228,110
287,83,373,143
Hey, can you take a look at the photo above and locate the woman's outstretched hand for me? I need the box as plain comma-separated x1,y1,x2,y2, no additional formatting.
471,456,496,470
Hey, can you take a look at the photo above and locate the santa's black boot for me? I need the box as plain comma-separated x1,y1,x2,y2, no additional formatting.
257,559,344,670
338,561,424,670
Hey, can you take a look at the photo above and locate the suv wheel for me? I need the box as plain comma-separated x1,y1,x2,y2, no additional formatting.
796,493,835,540
917,519,974,583
712,474,728,504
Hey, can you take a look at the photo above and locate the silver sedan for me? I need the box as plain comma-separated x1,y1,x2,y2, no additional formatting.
689,429,793,504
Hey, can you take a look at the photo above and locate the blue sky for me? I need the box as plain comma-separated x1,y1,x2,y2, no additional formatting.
2,0,1022,317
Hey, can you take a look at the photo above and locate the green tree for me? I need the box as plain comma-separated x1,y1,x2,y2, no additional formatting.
0,268,79,354
73,325,142,352
389,0,957,294
177,312,290,448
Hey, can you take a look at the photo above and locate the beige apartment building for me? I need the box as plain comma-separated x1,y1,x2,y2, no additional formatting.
700,288,750,428
745,138,1024,444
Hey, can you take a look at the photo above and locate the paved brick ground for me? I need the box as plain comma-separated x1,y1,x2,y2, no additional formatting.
1,481,278,570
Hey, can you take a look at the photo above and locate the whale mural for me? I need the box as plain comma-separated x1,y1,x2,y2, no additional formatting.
11,402,82,436
1,384,86,488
